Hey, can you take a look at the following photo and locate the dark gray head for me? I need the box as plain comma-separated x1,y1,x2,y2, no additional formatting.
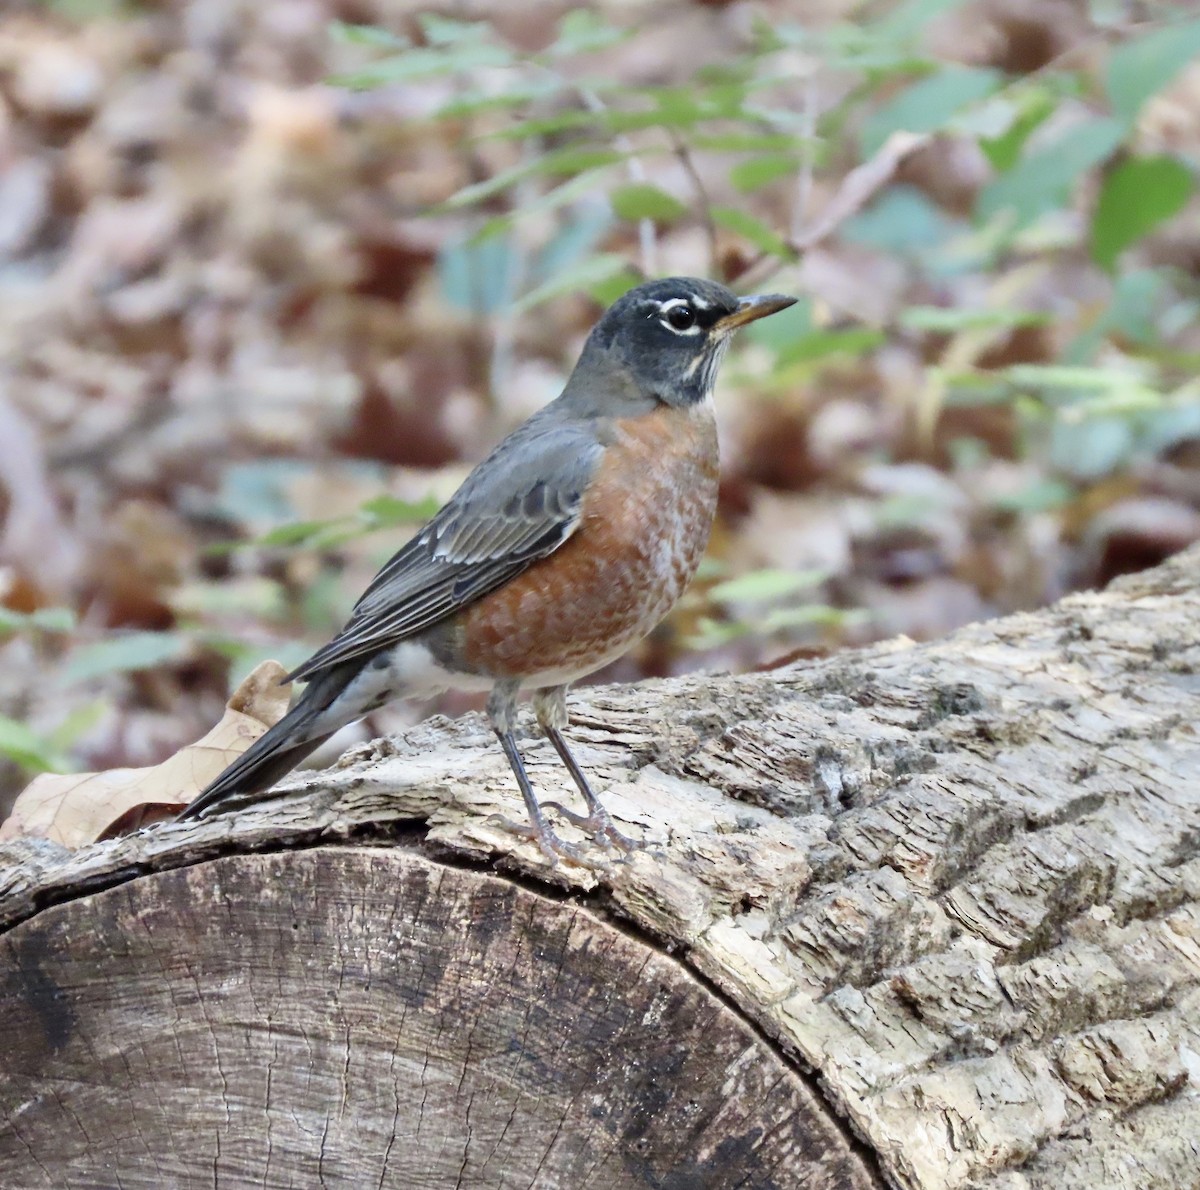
565,277,796,411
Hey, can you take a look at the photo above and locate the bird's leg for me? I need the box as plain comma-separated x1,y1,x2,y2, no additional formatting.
486,682,601,868
534,686,640,854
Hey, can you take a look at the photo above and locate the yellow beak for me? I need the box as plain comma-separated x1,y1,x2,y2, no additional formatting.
713,293,798,334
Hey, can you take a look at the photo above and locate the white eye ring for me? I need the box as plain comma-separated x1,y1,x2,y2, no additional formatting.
658,299,699,334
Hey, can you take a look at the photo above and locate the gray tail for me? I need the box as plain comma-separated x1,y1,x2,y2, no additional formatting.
177,662,365,821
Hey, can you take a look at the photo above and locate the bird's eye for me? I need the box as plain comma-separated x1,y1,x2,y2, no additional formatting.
666,304,696,330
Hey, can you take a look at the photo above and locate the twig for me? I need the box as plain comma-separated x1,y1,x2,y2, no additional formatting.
789,72,818,248
487,137,536,408
669,131,720,278
731,130,931,291
797,130,930,252
576,84,657,277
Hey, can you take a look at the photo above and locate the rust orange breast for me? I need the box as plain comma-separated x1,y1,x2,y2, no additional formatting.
458,402,719,682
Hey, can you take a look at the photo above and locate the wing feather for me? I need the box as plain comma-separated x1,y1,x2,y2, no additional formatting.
285,411,603,683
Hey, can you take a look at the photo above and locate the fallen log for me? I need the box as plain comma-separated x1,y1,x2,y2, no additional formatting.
2,547,1199,1189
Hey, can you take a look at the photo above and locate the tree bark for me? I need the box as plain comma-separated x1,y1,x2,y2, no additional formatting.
2,547,1199,1189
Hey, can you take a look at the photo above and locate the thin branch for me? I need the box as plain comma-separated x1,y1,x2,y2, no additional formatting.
576,84,657,277
669,131,719,278
731,130,930,290
789,72,819,248
797,130,929,252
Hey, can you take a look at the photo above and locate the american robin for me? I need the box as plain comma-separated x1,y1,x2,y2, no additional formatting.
179,277,796,861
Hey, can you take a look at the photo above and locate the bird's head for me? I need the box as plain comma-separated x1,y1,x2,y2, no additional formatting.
570,277,796,411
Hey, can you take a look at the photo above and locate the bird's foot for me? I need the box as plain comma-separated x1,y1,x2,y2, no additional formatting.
487,814,610,871
540,801,641,856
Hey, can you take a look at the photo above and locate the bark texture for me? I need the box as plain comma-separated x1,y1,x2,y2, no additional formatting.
2,547,1200,1189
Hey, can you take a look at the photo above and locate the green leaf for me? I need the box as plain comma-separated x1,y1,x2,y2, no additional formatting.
710,206,794,258
687,602,859,649
0,715,72,773
610,183,688,223
1106,18,1200,124
0,606,75,634
472,172,611,243
978,86,1058,172
1090,155,1194,271
1060,386,1164,418
479,111,599,142
1092,267,1170,348
330,41,512,89
1004,363,1146,391
544,9,627,56
64,632,190,684
729,155,799,193
862,66,1001,155
707,568,828,604
1048,415,1135,480
643,85,755,130
47,699,108,752
776,327,886,366
534,210,614,283
900,306,1051,332
586,267,643,307
329,22,409,49
1144,396,1200,454
442,148,624,210
213,459,310,525
511,254,630,315
977,116,1125,227
686,616,751,648
432,79,563,120
877,0,977,41
940,375,1011,407
690,132,801,153
231,493,442,556
257,519,341,547
761,605,860,633
842,185,958,254
987,477,1073,513
358,494,440,527
438,232,519,313
418,14,491,45
875,493,941,529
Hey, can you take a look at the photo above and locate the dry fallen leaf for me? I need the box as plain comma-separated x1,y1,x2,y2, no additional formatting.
0,660,291,848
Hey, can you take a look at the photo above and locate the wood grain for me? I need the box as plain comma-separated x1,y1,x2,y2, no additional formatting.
3,547,1200,1188
0,847,876,1189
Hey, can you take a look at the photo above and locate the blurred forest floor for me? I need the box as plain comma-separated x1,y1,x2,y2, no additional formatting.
1,0,1199,816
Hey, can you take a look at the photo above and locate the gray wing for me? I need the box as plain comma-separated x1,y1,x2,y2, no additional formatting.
285,414,604,683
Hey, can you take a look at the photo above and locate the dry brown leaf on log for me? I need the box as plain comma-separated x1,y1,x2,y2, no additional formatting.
0,661,290,848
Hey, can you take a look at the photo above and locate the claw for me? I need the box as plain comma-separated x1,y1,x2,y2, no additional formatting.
540,800,640,855
486,812,610,870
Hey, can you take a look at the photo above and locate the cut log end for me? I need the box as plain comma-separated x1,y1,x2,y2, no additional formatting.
1,847,879,1189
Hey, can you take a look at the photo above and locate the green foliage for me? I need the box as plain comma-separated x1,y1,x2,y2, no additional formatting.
610,184,688,223
16,0,1198,777
1091,157,1194,271
706,568,830,604
976,87,1057,172
690,567,863,650
861,66,1002,154
1105,18,1200,124
0,715,73,775
64,632,190,683
710,208,795,259
247,493,442,553
0,607,75,635
326,0,1198,361
978,117,1127,228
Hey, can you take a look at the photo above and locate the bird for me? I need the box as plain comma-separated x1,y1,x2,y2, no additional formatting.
179,277,796,862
